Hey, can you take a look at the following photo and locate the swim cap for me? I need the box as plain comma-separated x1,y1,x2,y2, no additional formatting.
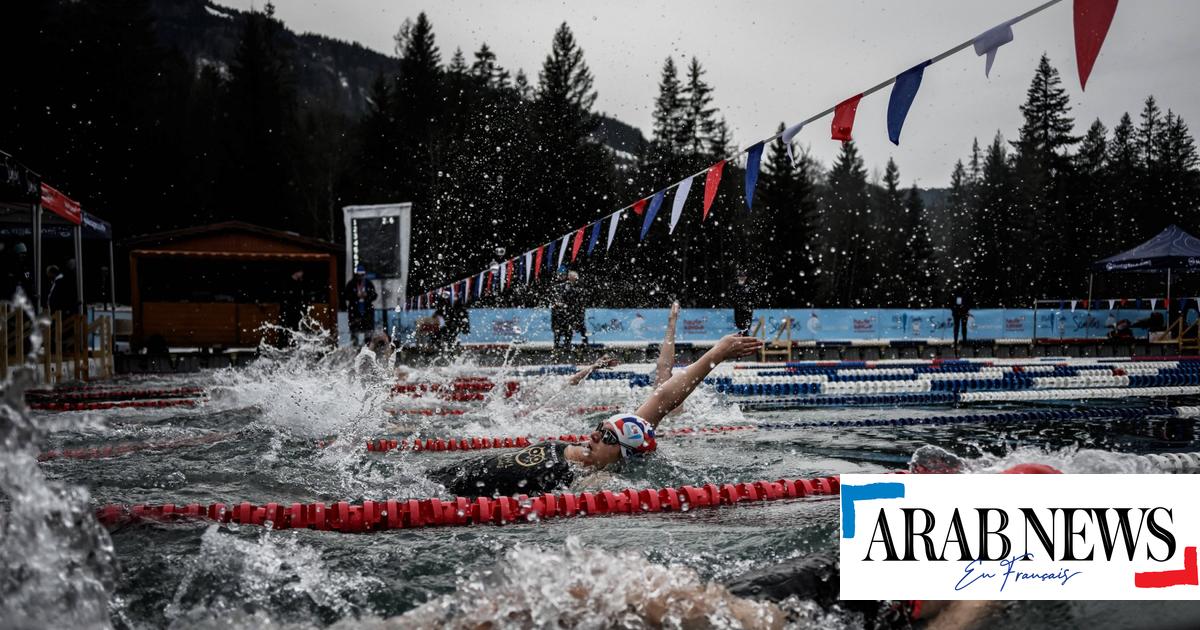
1002,463,1062,474
600,414,656,458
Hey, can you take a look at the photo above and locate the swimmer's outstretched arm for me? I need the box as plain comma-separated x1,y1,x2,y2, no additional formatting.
637,334,762,429
654,301,681,387
566,354,619,386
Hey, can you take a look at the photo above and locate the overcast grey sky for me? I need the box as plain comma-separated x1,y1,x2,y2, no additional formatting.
222,0,1199,187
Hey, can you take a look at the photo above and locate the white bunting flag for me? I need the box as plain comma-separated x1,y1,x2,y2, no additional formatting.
973,20,1014,77
524,251,533,283
782,121,805,163
1108,299,1116,310
669,177,693,234
477,271,485,298
557,234,569,270
1150,298,1158,311
499,261,507,288
606,212,621,250
1070,300,1077,312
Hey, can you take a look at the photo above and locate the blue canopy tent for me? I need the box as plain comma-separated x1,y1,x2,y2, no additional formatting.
1089,224,1200,314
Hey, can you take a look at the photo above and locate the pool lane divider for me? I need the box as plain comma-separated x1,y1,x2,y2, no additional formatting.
361,405,1200,454
38,432,231,462
25,386,206,403
28,397,203,412
93,475,841,532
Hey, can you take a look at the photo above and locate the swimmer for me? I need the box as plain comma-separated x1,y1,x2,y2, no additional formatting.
429,332,763,497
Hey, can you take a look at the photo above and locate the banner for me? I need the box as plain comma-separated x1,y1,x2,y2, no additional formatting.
39,182,82,225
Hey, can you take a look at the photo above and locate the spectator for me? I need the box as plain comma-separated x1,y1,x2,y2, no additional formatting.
431,289,469,350
279,268,308,346
549,270,569,351
562,270,588,349
949,289,972,351
43,265,61,311
729,269,756,335
343,265,377,346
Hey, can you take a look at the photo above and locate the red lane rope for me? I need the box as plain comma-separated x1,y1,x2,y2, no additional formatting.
38,432,231,462
28,398,203,412
361,425,758,453
382,404,622,418
26,386,206,403
94,475,841,532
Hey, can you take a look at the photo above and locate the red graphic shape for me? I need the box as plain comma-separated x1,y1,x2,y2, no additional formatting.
632,198,648,216
1135,546,1198,588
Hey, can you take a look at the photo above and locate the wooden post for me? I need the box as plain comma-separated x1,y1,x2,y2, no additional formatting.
129,253,142,350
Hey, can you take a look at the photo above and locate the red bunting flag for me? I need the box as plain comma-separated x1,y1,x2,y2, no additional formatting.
571,227,585,262
831,93,864,142
1074,0,1119,90
535,246,544,279
703,160,725,221
506,259,514,288
632,198,648,216
485,270,493,294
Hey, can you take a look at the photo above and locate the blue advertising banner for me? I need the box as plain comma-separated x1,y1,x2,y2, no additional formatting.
383,306,1175,344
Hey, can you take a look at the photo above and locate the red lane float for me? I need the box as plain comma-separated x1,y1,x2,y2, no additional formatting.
94,474,841,532
38,432,231,462
361,425,758,453
26,386,206,403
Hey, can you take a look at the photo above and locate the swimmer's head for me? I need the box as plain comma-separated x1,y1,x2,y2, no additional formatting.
1002,463,1062,474
588,414,656,466
909,445,965,474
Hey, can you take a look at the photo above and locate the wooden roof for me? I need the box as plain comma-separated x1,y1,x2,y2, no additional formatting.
124,221,340,255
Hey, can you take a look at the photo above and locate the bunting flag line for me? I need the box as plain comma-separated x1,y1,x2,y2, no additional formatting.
1074,0,1119,90
974,19,1015,77
887,60,931,145
1150,298,1158,311
669,176,693,234
703,161,724,221
606,212,621,250
1108,299,1116,310
782,121,805,163
571,227,585,262
546,240,557,274
641,189,666,241
744,142,764,211
506,259,515,288
831,94,864,142
587,220,601,255
418,0,1117,302
1070,300,1078,312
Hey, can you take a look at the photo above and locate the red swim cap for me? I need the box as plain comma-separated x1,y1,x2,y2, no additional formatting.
1002,463,1062,474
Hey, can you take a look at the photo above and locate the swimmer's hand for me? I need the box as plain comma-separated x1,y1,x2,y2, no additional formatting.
669,300,681,321
593,355,619,370
714,334,763,362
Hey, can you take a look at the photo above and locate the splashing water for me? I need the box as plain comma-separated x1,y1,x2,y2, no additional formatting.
1,295,117,627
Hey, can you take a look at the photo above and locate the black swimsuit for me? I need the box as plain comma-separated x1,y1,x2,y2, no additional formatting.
429,442,576,498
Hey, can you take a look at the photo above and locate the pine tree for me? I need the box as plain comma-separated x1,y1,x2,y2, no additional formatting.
644,57,685,184
941,160,972,290
680,57,717,159
1158,111,1200,230
901,183,934,306
755,123,817,305
1108,112,1143,242
973,132,1022,304
225,3,301,229
1074,119,1110,254
816,141,870,305
873,157,905,304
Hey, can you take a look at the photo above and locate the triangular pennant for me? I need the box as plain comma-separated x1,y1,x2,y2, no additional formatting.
485,270,494,294
1164,297,1171,309
499,261,507,288
831,94,864,142
571,227,585,262
782,121,805,163
524,251,533,283
703,160,725,221
587,221,601,255
1150,298,1158,311
1070,300,1077,312
1081,299,1089,309
449,283,456,305
887,60,931,145
506,259,514,288
974,20,1014,77
557,234,569,270
606,212,621,250
546,240,557,274
669,176,693,234
535,246,545,279
744,142,764,211
641,189,666,241
1108,299,1116,310
1074,0,1119,90
631,197,648,216
477,272,485,298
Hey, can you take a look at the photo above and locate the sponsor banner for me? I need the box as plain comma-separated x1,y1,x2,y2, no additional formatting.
586,308,734,343
1035,307,1154,340
39,182,82,225
841,474,1200,600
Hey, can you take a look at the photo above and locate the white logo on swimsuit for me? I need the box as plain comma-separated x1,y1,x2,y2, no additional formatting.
515,445,548,467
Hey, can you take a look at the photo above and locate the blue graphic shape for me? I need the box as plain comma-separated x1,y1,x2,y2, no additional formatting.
841,482,905,538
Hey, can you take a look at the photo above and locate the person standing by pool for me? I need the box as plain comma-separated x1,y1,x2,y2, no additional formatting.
729,268,756,335
428,332,763,497
343,265,377,346
949,288,972,353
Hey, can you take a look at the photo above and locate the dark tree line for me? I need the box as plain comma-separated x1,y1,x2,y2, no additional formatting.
4,3,1198,309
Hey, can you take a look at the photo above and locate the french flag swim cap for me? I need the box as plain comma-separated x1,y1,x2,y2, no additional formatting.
601,414,656,458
